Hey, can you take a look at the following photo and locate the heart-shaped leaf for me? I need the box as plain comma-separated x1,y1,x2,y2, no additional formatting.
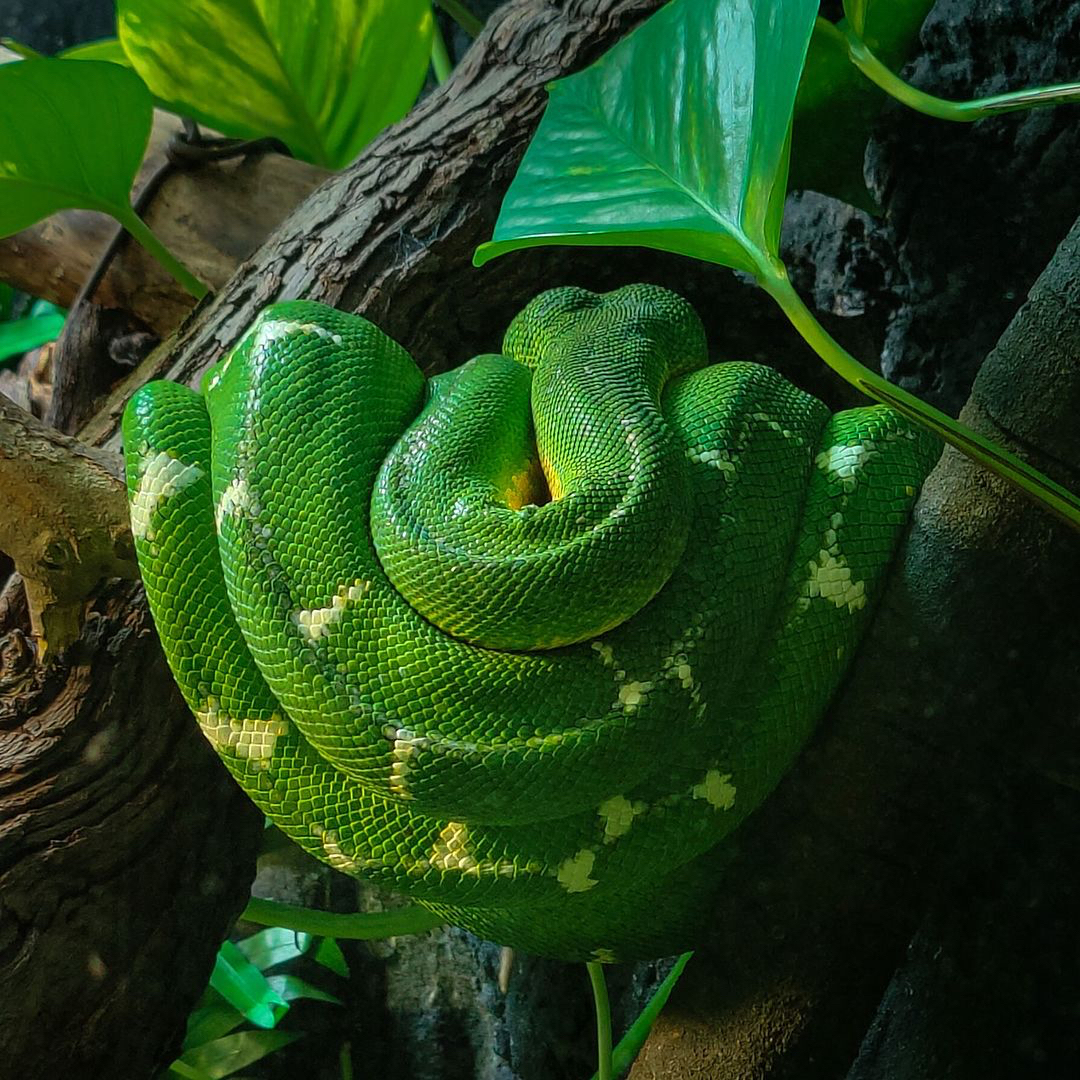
117,0,433,168
474,0,818,274
0,58,152,234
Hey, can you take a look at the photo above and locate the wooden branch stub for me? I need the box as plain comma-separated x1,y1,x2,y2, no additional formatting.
0,393,137,653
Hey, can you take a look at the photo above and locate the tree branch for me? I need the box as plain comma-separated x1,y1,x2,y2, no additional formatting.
0,393,137,653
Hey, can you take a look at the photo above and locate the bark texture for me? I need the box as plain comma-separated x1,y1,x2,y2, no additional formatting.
0,580,265,1078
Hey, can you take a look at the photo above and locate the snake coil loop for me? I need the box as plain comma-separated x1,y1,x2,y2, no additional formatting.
124,285,937,961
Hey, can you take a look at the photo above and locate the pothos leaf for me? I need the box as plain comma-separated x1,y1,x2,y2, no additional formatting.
474,0,818,275
0,58,151,234
116,0,433,168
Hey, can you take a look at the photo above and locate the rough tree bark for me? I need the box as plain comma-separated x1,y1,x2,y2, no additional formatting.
1,1,1078,1078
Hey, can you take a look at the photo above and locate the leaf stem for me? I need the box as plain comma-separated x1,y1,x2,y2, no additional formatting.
756,256,1080,531
242,897,445,939
117,206,208,300
436,0,485,37
589,952,693,1080
430,14,453,84
0,37,45,59
587,961,614,1080
839,22,1080,121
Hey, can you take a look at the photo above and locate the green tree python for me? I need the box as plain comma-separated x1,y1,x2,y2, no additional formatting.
123,284,938,963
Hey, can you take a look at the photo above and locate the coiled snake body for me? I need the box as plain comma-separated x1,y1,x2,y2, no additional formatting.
124,285,937,962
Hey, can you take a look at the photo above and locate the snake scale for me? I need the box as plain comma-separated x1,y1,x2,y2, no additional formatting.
123,284,938,962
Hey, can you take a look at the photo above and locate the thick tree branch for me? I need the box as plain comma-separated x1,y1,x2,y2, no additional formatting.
0,393,136,652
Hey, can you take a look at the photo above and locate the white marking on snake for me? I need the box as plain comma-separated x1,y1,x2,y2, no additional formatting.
294,579,372,640
687,446,737,480
319,829,360,873
816,441,879,490
591,641,616,668
389,727,429,798
215,476,257,529
130,451,203,540
557,849,599,893
253,319,344,349
597,794,647,842
804,550,866,613
691,770,737,810
195,698,289,767
618,680,653,708
430,822,474,871
428,821,508,876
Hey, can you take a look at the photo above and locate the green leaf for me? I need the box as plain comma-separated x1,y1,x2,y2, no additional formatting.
167,1060,215,1080
789,2,935,210
266,973,344,1006
210,940,289,1030
314,937,349,977
235,926,312,971
59,38,132,65
242,894,443,939
116,0,433,168
181,993,247,1053
172,1030,303,1079
0,302,66,365
474,0,818,274
0,58,152,234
